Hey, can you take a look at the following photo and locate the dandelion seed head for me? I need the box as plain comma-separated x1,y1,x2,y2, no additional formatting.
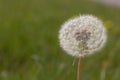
59,15,107,57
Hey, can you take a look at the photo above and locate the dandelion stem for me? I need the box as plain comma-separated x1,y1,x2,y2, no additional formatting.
77,57,82,80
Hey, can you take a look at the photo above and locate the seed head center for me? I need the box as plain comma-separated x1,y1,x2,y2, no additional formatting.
75,30,91,42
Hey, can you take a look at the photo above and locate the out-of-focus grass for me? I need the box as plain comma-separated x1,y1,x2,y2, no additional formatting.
0,0,120,80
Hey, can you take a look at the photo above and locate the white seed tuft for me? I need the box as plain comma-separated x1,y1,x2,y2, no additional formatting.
59,15,107,57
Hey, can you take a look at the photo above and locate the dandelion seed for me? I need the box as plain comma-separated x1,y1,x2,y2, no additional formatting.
59,15,107,57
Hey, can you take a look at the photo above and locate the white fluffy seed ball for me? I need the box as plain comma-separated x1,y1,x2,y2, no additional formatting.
59,15,107,57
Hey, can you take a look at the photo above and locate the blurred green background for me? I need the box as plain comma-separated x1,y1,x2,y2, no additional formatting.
0,0,120,80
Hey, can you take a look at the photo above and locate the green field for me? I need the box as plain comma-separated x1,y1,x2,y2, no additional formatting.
0,0,120,80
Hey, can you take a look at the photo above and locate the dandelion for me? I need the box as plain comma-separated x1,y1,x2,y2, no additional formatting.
59,15,107,80
59,15,107,57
